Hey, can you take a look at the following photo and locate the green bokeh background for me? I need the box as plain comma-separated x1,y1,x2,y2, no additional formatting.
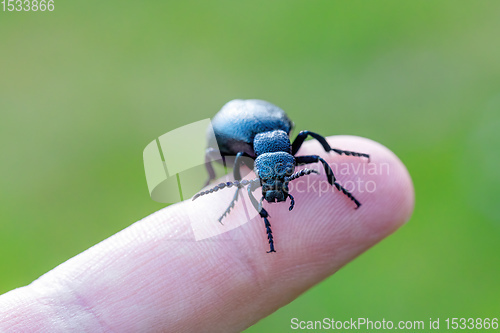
1,1,499,331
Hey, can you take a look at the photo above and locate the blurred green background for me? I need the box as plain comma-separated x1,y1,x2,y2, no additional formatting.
1,1,499,331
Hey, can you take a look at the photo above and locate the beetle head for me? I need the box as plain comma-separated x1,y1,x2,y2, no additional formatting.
254,152,295,203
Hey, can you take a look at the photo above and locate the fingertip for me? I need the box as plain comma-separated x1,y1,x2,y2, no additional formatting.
0,135,414,333
246,135,415,265
320,135,415,234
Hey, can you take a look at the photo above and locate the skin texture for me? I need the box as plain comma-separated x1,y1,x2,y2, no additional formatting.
0,135,414,333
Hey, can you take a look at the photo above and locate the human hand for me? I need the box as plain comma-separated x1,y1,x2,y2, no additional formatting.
0,135,414,332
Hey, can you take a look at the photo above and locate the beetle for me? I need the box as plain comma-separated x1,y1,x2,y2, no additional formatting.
192,99,369,253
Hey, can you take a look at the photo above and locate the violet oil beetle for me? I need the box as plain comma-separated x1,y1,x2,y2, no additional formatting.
193,100,369,253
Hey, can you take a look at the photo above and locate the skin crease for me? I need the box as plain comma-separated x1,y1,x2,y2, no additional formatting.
0,135,414,333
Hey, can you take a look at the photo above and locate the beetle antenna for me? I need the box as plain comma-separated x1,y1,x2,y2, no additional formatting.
192,178,259,201
286,168,318,182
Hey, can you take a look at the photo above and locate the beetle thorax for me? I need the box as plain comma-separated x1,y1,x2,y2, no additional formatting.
253,130,291,156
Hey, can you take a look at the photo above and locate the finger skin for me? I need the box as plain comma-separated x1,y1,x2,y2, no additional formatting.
0,135,414,333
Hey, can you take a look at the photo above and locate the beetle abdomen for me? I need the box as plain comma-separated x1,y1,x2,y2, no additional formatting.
210,99,293,157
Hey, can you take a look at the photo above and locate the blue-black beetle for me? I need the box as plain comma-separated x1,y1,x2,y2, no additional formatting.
193,99,369,253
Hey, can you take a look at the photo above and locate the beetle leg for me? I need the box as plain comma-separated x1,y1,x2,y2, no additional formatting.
203,149,255,187
291,130,370,160
218,188,240,224
258,195,265,213
218,152,254,223
284,169,317,211
295,155,361,209
203,148,220,186
233,151,255,179
262,213,275,253
248,180,276,253
288,194,295,211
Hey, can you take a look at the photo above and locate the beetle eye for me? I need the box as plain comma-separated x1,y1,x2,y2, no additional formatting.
262,179,281,192
263,179,274,186
263,183,275,191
